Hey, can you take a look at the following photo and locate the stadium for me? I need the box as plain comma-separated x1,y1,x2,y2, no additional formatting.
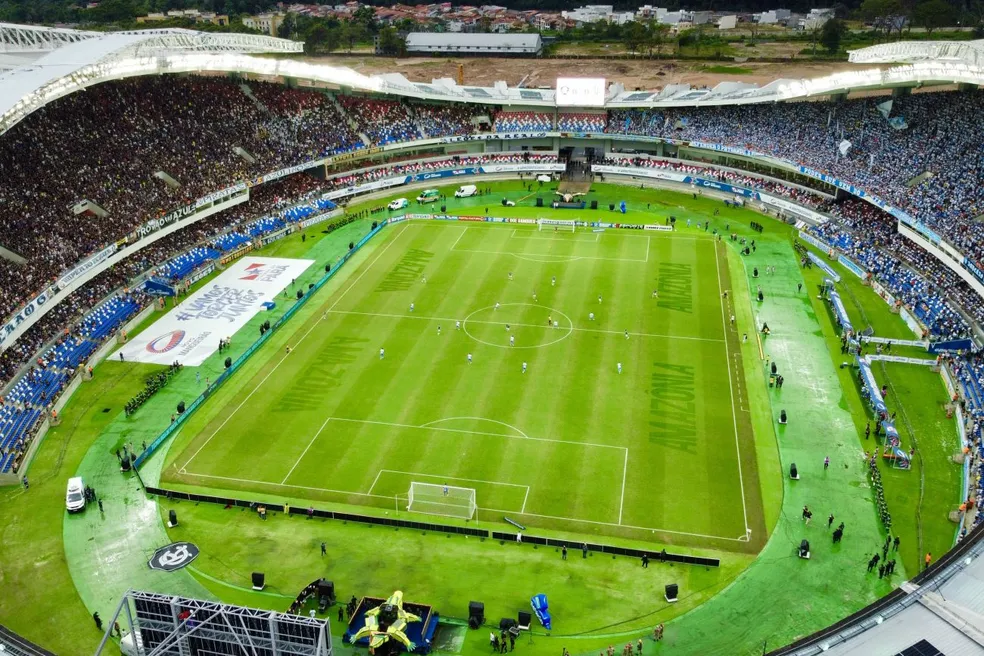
0,20,982,656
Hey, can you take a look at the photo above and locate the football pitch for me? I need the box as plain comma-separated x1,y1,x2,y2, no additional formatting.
166,220,761,545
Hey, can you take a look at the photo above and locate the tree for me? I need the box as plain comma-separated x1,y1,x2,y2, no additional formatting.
912,0,955,34
819,18,845,53
860,0,906,37
352,4,377,33
646,21,670,56
624,21,647,53
377,26,406,56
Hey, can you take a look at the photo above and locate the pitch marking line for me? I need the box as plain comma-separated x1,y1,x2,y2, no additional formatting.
326,309,725,344
452,247,648,264
732,354,750,413
420,416,529,438
715,243,750,536
176,471,742,541
178,223,412,473
281,417,330,484
449,226,469,251
509,229,600,242
368,469,530,500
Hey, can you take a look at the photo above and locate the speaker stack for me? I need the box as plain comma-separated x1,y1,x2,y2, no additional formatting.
517,611,531,628
665,584,678,603
609,203,615,211
590,200,598,210
168,509,178,527
177,401,186,414
318,579,335,605
252,572,266,591
468,601,484,629
224,357,232,369
536,198,543,207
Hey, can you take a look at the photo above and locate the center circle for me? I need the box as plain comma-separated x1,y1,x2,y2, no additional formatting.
462,303,573,349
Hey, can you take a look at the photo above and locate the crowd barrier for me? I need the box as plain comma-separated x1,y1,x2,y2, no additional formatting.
144,486,718,567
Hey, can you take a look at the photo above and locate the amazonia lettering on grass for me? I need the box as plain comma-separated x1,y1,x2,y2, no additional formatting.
657,263,693,314
649,362,697,452
376,249,434,292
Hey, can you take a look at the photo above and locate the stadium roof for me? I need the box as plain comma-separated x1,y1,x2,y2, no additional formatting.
0,23,303,135
1,26,983,135
405,32,542,53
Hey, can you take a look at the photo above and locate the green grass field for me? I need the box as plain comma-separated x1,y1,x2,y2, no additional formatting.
164,220,761,546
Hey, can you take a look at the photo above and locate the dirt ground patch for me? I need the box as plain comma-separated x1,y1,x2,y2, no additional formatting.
305,54,866,90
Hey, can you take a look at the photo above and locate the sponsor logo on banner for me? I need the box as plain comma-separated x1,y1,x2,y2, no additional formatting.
388,215,409,224
838,255,868,279
0,286,57,351
798,230,830,251
964,258,984,284
57,244,118,289
433,215,457,221
186,263,215,286
440,132,548,143
324,176,407,201
807,252,840,282
252,162,319,186
406,214,432,220
146,330,187,354
300,210,339,230
689,141,767,159
116,257,312,365
643,224,673,231
590,165,689,183
510,218,537,225
458,216,486,222
149,542,200,571
194,182,247,209
480,163,565,174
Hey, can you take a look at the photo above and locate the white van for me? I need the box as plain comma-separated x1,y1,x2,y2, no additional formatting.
66,476,86,512
454,184,477,198
388,198,409,211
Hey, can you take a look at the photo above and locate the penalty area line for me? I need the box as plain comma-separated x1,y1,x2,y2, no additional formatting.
177,223,411,472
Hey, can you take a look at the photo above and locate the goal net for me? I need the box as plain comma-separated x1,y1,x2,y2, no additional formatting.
538,218,576,232
407,482,477,519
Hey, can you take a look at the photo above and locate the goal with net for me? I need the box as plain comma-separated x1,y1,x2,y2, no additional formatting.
538,218,576,232
406,482,477,519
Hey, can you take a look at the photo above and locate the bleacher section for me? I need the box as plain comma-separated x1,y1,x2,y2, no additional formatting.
212,232,251,252
493,111,553,133
157,247,220,281
557,113,606,132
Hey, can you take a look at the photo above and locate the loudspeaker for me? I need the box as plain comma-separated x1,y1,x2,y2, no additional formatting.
499,618,517,631
168,509,178,527
590,200,598,210
441,205,446,213
468,616,480,629
325,264,331,273
790,463,799,479
318,579,335,603
177,401,186,414
665,583,678,603
469,601,484,624
536,198,543,207
609,203,615,211
501,198,508,206
517,611,531,627
252,572,265,591
296,290,303,300
224,357,232,369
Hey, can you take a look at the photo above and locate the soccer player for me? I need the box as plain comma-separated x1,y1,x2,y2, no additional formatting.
617,362,623,374
551,276,556,287
598,294,603,304
508,272,513,281
589,312,595,321
652,290,658,298
467,353,473,363
443,484,449,496
533,291,538,303
455,320,461,330
624,330,629,339
522,362,527,373
553,320,559,329
505,324,510,331
730,314,736,325
437,325,442,335
379,348,385,359
409,302,415,312
422,276,427,284
510,335,515,346
495,302,500,311
547,315,552,326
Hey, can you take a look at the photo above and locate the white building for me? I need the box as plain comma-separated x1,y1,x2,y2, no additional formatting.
755,8,791,23
718,14,738,29
561,5,616,23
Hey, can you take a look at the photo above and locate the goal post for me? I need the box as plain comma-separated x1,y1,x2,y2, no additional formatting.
538,218,576,232
407,482,477,519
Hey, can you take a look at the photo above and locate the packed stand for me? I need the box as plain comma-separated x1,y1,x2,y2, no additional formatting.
557,113,607,133
600,156,826,207
324,153,558,191
248,82,364,158
948,360,984,533
493,112,553,133
605,92,984,266
338,97,419,145
413,103,481,138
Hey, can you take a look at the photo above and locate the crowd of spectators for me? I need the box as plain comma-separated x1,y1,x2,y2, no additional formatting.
557,113,607,133
494,111,553,133
605,92,984,267
413,103,483,138
324,153,558,191
338,97,420,145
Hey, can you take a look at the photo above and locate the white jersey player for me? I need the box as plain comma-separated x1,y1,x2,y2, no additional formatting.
509,335,515,346
495,302,500,311
467,353,473,363
551,276,556,287
437,325,442,335
409,302,415,312
598,294,603,304
589,312,595,321
455,321,461,330
379,348,385,359
624,330,629,340
617,362,622,374
522,362,527,373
